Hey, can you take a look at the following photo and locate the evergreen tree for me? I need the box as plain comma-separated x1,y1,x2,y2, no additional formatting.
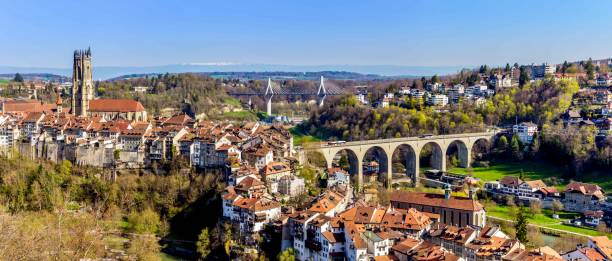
515,208,529,244
510,134,522,160
519,66,530,87
13,73,23,82
479,65,489,74
586,58,595,80
562,61,569,74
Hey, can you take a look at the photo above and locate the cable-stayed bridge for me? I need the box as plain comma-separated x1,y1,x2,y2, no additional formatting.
228,76,348,115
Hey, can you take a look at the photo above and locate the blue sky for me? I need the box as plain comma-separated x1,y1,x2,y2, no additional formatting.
1,0,611,68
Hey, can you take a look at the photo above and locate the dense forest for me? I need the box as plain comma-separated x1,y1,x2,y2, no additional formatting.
305,100,486,140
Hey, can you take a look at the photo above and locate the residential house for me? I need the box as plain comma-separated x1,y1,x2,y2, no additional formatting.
583,210,605,227
261,161,292,193
503,246,562,261
427,94,449,106
562,245,607,261
231,196,281,233
587,236,612,260
512,122,538,145
278,175,305,197
563,182,606,212
327,168,350,189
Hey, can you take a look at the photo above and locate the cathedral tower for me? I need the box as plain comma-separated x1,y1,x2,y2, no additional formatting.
71,48,94,116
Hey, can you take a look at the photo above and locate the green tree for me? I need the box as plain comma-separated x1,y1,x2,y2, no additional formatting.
13,73,23,82
519,67,530,87
515,208,529,244
431,74,441,83
277,248,295,261
561,61,569,74
479,65,489,74
338,154,349,170
127,235,161,261
497,136,508,151
127,208,160,234
196,228,212,259
526,132,540,159
585,58,595,80
510,134,522,160
222,222,233,257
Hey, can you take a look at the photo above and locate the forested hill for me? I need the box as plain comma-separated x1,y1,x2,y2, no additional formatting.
304,78,580,141
97,73,249,119
304,77,612,176
0,73,69,82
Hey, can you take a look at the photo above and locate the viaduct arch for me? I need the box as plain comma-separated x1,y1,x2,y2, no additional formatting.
309,132,496,189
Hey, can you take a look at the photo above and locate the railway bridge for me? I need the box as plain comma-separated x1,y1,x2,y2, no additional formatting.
305,131,498,188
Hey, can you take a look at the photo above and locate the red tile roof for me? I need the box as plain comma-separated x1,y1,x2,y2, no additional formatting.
89,99,145,112
3,99,46,113
390,191,484,212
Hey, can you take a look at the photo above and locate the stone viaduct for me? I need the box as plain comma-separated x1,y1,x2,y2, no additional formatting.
306,131,497,189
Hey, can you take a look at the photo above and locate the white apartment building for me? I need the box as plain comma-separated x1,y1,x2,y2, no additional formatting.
512,122,538,144
427,94,449,106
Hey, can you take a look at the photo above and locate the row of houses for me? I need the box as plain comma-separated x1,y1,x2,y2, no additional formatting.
364,83,495,109
0,110,295,171
485,176,607,213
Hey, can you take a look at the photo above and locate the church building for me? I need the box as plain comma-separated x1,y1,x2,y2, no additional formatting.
71,48,147,121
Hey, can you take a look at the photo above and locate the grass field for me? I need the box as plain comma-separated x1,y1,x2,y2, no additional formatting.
449,161,612,191
486,204,610,237
223,97,242,107
290,127,321,146
221,110,258,121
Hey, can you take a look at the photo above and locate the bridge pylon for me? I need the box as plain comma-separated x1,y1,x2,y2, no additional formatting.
264,77,274,115
317,76,327,107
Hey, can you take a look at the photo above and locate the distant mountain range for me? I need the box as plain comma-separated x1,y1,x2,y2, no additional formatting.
0,64,466,81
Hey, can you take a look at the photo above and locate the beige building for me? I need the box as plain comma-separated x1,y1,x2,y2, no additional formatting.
390,190,486,227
